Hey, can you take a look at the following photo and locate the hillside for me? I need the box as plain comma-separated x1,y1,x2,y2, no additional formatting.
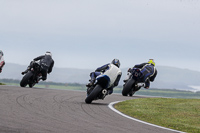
1,63,200,91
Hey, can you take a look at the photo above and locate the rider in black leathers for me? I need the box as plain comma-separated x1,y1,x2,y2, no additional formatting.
21,51,54,81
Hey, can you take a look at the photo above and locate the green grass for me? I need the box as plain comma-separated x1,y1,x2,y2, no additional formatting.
115,98,200,133
114,87,200,99
0,83,6,85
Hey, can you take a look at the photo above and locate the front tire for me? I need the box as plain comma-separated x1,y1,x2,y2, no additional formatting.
85,85,102,104
122,79,135,96
20,71,33,87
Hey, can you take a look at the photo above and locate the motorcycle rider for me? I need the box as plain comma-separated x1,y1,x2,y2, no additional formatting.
124,59,157,89
0,50,5,73
86,59,122,94
21,51,54,81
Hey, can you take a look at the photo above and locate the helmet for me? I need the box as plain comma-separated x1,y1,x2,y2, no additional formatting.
111,59,120,68
45,51,52,57
148,59,155,66
0,50,3,58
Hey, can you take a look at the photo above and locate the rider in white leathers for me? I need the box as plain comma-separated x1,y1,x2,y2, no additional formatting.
87,59,122,94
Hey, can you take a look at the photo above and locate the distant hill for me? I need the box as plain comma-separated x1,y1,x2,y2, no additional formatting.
1,63,200,91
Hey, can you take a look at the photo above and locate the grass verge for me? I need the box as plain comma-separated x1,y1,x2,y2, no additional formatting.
114,98,200,133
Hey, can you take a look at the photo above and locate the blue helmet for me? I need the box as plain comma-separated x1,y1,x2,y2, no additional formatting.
111,59,120,68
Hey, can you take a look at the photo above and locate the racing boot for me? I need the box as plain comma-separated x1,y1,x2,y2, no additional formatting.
21,67,31,75
21,61,34,75
86,79,95,87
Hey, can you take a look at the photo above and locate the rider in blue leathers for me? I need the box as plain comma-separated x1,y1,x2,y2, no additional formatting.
125,59,157,89
86,59,121,94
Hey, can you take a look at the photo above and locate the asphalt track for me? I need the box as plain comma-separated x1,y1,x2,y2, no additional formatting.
0,85,179,133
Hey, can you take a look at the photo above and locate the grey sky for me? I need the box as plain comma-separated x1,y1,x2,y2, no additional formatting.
0,0,200,71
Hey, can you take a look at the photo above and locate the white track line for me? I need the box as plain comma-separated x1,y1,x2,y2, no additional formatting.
108,101,186,133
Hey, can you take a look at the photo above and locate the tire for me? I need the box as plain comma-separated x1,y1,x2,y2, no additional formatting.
20,71,33,87
85,85,102,104
122,79,135,96
129,91,135,97
29,83,34,88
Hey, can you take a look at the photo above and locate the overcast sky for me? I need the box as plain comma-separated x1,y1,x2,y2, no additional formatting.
0,0,200,71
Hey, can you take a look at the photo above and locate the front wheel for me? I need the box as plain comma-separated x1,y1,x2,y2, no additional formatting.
20,71,33,87
85,85,102,104
129,91,135,97
122,79,135,96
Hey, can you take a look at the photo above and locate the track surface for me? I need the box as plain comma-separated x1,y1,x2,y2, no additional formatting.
0,86,177,133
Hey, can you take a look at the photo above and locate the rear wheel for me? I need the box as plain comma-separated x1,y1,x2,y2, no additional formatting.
122,79,135,96
20,71,33,87
85,85,102,104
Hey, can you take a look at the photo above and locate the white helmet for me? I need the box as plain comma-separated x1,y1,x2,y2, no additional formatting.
45,51,52,57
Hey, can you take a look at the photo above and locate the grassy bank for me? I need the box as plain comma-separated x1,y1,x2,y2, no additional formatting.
114,87,200,99
0,83,5,85
115,98,200,133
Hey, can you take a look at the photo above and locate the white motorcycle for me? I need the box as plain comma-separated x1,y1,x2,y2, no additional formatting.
85,64,122,104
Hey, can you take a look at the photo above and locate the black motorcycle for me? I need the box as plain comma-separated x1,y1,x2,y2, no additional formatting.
20,61,42,88
122,68,143,96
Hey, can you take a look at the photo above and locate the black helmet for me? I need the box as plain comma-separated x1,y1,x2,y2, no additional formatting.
111,59,120,68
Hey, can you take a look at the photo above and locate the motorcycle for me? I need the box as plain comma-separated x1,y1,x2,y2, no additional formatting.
85,64,121,104
122,68,144,96
20,61,42,88
0,58,5,73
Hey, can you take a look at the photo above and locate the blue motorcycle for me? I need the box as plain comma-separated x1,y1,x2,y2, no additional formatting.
122,68,143,96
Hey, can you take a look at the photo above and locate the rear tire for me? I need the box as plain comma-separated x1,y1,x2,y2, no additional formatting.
85,85,102,104
20,71,33,87
122,79,135,96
